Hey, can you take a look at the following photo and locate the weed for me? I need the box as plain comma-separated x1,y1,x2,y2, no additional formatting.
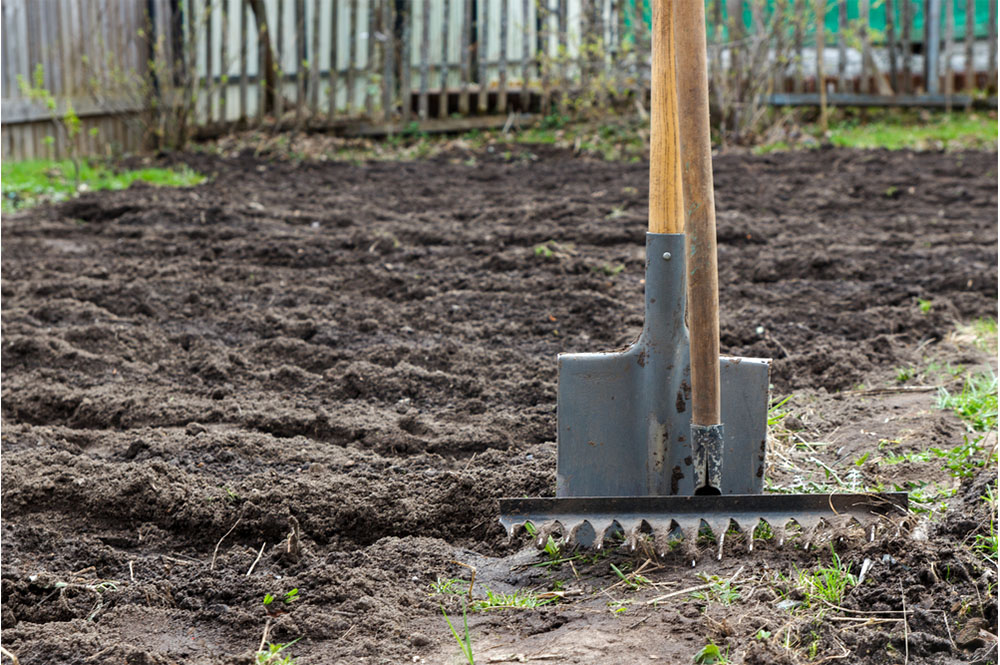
768,395,793,427
470,587,554,611
603,262,626,276
937,370,998,432
690,574,740,606
255,638,301,665
940,434,998,478
799,549,856,605
610,562,652,591
430,577,472,596
263,588,300,608
895,366,916,383
966,317,998,353
753,521,775,541
972,486,999,560
918,298,933,314
442,602,475,665
523,522,563,562
755,629,772,641
694,642,729,664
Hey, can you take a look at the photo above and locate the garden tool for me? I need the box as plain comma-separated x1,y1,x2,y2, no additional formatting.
499,0,906,561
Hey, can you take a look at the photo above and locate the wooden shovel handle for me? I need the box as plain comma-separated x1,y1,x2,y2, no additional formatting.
675,0,721,427
648,0,684,234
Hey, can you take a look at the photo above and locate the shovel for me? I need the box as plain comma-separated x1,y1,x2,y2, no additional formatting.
499,0,906,561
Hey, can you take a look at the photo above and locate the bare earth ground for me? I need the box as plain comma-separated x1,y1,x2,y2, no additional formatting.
1,145,997,664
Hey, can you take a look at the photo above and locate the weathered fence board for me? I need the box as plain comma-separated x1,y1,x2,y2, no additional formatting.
3,0,998,161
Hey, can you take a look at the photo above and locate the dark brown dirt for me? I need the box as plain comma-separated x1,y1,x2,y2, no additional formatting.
2,145,997,664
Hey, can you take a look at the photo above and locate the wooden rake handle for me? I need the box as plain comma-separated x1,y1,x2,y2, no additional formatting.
675,0,722,427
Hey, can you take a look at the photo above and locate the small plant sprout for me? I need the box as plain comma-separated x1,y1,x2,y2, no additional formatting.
523,521,563,562
690,574,740,606
442,602,475,665
917,298,933,313
972,486,999,561
255,638,301,665
469,587,555,611
430,577,472,596
610,562,652,591
694,642,729,664
799,548,857,606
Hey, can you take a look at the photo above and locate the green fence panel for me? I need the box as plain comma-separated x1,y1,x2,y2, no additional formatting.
623,0,991,43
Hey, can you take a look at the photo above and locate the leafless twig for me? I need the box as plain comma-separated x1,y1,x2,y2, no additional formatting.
246,542,266,577
211,511,243,571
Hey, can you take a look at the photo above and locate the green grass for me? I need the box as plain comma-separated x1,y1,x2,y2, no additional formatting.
2,159,205,213
937,370,998,432
973,487,998,561
690,574,741,606
694,642,730,664
755,110,998,154
826,112,998,151
442,602,475,665
469,587,555,611
255,638,300,665
789,549,857,607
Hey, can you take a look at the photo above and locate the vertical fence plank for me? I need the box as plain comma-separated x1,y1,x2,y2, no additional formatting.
793,0,805,92
860,0,872,92
440,0,450,118
556,0,567,114
944,0,955,102
990,0,998,91
419,0,430,118
402,3,412,121
816,0,827,124
221,0,229,122
206,0,214,122
837,0,847,91
479,0,489,112
885,0,898,91
638,0,650,107
295,0,305,124
521,0,541,113
460,0,472,113
926,0,942,93
275,0,285,119
540,0,552,114
772,0,786,93
309,0,320,114
328,1,339,119
901,0,912,93
366,0,376,119
964,0,974,92
347,0,357,113
383,0,394,120
258,1,267,123
499,0,508,112
240,0,248,119
595,0,606,107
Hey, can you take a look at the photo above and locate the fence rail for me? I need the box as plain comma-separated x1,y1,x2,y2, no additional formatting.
3,0,997,160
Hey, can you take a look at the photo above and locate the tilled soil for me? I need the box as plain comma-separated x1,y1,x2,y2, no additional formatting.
2,145,997,664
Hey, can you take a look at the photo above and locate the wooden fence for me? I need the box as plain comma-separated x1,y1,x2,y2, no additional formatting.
2,0,997,160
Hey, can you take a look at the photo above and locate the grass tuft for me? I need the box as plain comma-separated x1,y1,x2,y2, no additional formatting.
937,370,998,432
